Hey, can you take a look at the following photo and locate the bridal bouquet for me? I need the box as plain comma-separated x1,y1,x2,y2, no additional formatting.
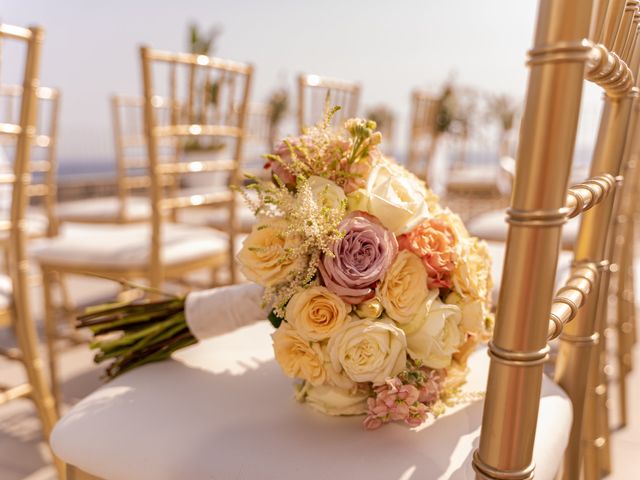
80,108,493,430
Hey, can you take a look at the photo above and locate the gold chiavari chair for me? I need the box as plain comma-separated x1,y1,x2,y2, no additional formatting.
33,46,253,408
297,73,360,132
0,22,63,476
406,89,440,184
55,95,180,225
473,1,640,480
0,84,60,240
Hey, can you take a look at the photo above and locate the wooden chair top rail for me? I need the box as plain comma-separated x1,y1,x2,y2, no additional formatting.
156,158,235,175
0,23,34,41
0,84,59,100
298,74,361,92
141,47,252,75
158,190,233,210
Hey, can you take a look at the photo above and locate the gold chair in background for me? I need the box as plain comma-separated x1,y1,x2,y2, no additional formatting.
55,95,179,225
33,46,253,408
297,73,360,132
0,22,62,476
0,84,61,239
473,1,640,480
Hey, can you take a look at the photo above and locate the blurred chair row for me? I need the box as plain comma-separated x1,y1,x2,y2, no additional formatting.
3,0,640,477
51,0,640,478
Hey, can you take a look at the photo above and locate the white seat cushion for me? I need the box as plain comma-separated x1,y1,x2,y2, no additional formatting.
487,241,573,305
56,197,151,223
468,210,579,250
0,212,49,240
0,274,12,311
51,322,572,480
31,223,229,271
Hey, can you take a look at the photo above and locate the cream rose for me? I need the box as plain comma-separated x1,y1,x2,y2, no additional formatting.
452,238,493,301
272,324,325,386
301,383,369,416
359,160,431,234
328,317,406,385
401,298,463,369
378,250,433,325
285,286,350,342
445,291,489,337
307,175,346,212
237,218,305,287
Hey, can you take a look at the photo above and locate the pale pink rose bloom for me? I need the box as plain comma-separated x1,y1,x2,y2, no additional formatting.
319,211,398,304
397,218,457,289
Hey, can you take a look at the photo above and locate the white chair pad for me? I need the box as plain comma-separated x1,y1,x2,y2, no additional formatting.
56,197,151,223
52,322,572,480
0,273,12,311
0,212,48,240
31,223,229,271
487,241,573,305
467,210,579,250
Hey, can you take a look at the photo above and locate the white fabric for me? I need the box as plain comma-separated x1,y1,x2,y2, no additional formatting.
185,283,267,341
468,210,580,250
56,197,151,223
51,321,572,480
0,274,12,310
487,241,573,305
31,223,228,270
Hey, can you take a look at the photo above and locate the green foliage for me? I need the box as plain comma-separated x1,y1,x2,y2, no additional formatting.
268,309,285,329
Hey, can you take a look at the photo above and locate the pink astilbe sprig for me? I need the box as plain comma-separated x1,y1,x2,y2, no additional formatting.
363,362,445,430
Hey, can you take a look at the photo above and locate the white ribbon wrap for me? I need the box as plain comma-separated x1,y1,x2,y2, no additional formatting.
184,283,269,341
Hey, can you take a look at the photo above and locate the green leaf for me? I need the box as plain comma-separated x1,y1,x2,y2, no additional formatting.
268,309,284,329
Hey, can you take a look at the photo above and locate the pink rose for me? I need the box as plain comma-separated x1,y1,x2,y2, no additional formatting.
319,211,398,304
397,218,457,289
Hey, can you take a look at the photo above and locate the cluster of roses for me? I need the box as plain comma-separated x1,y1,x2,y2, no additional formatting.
237,116,493,429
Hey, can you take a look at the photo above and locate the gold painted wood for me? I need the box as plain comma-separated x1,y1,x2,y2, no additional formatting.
297,73,360,133
473,1,598,478
0,22,64,478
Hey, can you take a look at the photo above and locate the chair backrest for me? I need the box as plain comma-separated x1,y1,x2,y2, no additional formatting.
297,73,360,133
139,46,253,287
0,22,57,437
111,94,179,222
0,84,60,236
407,90,440,181
472,1,640,479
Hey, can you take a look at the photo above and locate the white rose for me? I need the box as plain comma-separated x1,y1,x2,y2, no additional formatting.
307,175,346,212
452,238,493,301
302,383,369,416
401,298,463,369
360,160,431,234
445,291,488,337
328,317,407,385
285,286,350,342
378,250,434,325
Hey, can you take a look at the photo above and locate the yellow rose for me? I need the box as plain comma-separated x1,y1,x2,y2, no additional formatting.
378,250,433,325
401,298,463,369
452,238,493,301
328,317,406,385
301,383,369,416
272,324,325,386
357,160,431,234
237,218,305,287
285,286,350,342
307,175,346,212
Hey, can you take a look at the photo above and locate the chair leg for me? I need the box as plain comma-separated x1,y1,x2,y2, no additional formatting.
42,267,63,413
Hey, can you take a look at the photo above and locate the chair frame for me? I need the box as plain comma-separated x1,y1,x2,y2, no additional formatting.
406,89,440,183
0,22,63,475
297,73,360,133
473,1,640,479
39,46,253,409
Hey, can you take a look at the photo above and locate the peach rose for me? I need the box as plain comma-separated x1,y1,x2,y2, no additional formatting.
285,286,350,342
272,324,325,386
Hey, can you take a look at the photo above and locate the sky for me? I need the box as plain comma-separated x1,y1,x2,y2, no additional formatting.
4,0,603,168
